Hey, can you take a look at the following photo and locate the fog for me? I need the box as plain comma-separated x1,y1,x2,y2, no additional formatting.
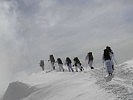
0,0,133,97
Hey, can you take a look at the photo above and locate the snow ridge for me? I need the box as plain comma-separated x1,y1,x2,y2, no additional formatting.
2,59,133,100
3,81,37,100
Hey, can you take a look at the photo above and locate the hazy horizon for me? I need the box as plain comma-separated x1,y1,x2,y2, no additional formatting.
0,0,133,96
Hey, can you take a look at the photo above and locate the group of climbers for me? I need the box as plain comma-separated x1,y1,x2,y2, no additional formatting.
39,52,94,72
39,46,117,76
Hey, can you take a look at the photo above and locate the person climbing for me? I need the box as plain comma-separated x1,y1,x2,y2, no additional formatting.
85,52,94,69
56,58,64,72
73,57,83,72
48,55,56,70
39,60,44,71
106,46,117,70
102,49,113,76
65,57,74,72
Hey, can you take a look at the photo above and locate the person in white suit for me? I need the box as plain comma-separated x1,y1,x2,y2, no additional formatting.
103,49,113,76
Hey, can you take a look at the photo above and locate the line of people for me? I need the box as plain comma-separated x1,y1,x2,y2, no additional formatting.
39,46,117,76
39,52,94,72
48,55,85,72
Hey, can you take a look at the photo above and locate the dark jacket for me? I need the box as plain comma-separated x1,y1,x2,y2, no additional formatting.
49,55,55,62
40,60,44,67
87,52,94,61
66,57,72,65
57,58,63,64
103,49,111,61
73,57,81,66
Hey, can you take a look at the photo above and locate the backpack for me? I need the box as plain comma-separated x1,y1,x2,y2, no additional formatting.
50,55,55,62
57,58,63,64
40,60,44,67
88,52,94,61
106,46,114,54
66,57,72,64
103,49,111,60
74,57,81,66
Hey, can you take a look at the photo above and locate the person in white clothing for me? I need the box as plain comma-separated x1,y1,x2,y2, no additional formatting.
65,57,74,72
103,49,113,76
73,57,83,72
56,58,64,72
48,55,56,70
85,52,94,69
39,60,44,71
106,46,117,70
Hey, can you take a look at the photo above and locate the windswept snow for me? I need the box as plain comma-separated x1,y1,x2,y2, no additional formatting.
93,59,133,100
3,59,133,100
3,71,115,100
3,81,36,100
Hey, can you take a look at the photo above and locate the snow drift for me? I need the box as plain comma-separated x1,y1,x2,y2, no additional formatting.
3,81,36,100
3,71,115,100
94,59,133,100
3,59,133,100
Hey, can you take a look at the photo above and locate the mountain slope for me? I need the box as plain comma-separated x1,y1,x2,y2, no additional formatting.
3,59,133,100
92,59,133,100
3,71,115,100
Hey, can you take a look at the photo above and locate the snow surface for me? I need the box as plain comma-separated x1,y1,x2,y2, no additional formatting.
2,71,115,100
3,59,133,100
3,81,36,100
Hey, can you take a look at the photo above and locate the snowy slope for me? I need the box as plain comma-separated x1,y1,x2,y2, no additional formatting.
3,71,115,100
93,59,133,100
3,59,133,100
3,82,36,100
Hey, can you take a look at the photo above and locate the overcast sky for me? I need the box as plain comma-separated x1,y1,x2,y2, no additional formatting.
0,0,133,96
